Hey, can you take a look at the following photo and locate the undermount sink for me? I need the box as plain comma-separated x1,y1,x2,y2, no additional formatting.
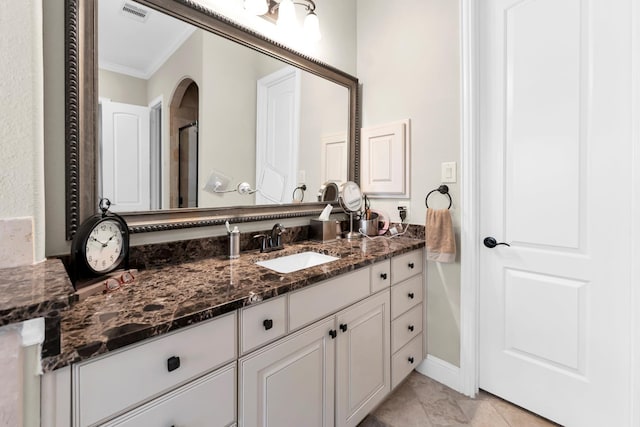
256,251,339,274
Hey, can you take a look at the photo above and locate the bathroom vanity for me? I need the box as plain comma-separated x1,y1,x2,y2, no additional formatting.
40,237,425,427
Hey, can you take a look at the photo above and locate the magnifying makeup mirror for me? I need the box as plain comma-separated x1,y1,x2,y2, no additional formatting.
339,181,363,240
317,181,339,202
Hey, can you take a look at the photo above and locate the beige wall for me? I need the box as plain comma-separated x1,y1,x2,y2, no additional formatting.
197,31,282,208
298,72,349,194
43,0,67,256
192,0,357,75
99,69,148,106
146,30,204,209
1,0,45,263
356,0,461,366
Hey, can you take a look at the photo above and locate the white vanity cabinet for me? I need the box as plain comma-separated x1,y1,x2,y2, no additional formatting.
389,249,425,389
72,312,237,427
239,263,391,427
56,248,425,427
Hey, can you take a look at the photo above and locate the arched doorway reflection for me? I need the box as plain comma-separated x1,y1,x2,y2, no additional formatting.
170,79,199,208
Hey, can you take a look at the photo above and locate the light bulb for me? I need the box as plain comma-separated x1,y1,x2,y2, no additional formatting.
244,0,268,15
303,11,321,41
277,0,297,33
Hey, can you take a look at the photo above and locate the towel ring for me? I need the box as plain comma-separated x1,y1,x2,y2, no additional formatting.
425,185,452,209
292,184,307,202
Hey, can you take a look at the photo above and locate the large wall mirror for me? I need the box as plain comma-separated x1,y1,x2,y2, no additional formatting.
65,0,359,239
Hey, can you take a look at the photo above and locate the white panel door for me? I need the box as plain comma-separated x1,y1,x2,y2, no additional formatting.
320,133,348,185
101,100,150,212
478,1,634,426
256,67,300,204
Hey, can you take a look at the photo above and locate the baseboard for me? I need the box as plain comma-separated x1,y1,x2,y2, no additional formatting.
415,354,462,393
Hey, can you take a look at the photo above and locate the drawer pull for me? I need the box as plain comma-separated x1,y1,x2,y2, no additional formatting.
167,356,181,372
408,262,415,269
408,292,415,299
408,356,415,364
329,329,337,339
263,319,274,330
339,323,348,332
408,325,414,332
380,273,388,280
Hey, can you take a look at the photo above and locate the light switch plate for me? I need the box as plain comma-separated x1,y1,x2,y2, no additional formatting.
441,161,457,183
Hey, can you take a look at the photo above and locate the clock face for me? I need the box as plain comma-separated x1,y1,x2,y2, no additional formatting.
84,219,125,273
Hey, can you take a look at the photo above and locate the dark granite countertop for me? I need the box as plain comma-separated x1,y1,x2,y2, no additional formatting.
42,236,424,371
0,259,75,357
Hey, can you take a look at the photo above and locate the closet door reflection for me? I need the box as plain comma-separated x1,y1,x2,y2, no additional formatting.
178,122,198,208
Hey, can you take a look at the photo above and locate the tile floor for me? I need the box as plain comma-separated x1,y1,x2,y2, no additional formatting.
358,372,560,427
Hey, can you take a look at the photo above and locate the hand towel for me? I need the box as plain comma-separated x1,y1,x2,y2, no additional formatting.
426,208,456,263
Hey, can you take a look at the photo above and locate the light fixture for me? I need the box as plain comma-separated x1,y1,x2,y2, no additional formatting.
276,0,297,34
303,8,321,42
244,0,268,16
254,0,321,42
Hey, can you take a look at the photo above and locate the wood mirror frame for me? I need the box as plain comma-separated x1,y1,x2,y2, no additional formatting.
65,0,360,239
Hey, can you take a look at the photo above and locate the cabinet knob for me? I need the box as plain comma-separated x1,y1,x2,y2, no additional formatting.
408,262,415,269
329,329,337,339
167,356,181,372
339,323,348,332
408,356,415,364
380,273,387,280
408,325,414,332
408,292,415,299
263,319,273,330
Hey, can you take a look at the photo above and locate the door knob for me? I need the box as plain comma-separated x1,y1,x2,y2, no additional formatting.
483,237,511,248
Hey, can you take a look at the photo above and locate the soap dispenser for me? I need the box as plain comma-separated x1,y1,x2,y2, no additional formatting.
229,226,240,259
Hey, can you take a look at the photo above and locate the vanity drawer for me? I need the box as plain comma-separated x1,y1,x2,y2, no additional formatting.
370,260,391,294
391,303,423,353
390,275,423,319
391,250,423,285
240,295,287,355
289,268,370,331
74,312,237,427
391,334,423,389
102,363,236,427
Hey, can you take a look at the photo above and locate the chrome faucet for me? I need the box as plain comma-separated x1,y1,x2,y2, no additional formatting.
253,223,286,253
269,223,286,250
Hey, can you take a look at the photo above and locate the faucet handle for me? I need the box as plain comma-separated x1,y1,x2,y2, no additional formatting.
270,223,286,249
253,234,268,252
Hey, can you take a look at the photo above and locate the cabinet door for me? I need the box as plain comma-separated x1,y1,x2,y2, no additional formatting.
239,317,336,427
335,290,390,427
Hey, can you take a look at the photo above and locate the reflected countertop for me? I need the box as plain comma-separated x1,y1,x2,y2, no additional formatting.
42,236,424,372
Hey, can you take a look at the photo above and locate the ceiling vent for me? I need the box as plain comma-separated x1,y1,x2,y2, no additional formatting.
120,1,150,23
